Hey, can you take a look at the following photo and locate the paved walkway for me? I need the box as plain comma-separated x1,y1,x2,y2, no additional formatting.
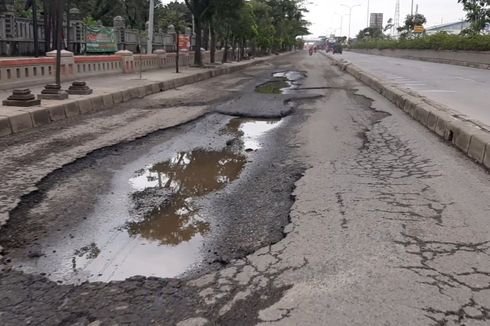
0,56,278,137
340,51,490,128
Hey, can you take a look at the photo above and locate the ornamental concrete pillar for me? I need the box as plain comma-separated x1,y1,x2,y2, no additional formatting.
46,49,75,80
154,49,167,68
116,49,134,73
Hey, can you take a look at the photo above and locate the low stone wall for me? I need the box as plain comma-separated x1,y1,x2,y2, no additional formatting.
348,48,490,70
0,50,225,90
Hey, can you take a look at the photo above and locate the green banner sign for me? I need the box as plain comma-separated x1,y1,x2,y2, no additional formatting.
86,26,117,53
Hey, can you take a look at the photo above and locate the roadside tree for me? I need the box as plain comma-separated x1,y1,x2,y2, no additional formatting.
458,0,490,33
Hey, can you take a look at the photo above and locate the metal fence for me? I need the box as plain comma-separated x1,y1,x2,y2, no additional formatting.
0,12,192,56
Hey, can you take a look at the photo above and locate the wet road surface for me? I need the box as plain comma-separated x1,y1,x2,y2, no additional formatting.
0,51,489,325
4,116,286,283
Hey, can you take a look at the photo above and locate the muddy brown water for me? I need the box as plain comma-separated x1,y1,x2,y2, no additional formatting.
10,117,282,283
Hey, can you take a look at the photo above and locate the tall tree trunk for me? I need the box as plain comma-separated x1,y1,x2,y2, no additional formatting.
44,0,51,53
232,40,237,62
32,0,39,57
176,32,180,73
194,17,202,66
55,0,62,86
240,40,245,60
66,0,70,51
210,20,216,63
223,38,228,63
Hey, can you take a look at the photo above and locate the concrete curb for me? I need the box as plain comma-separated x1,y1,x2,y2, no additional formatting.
325,53,490,170
0,53,289,138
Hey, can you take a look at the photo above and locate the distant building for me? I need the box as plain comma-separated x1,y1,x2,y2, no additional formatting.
425,21,470,35
426,21,490,34
370,13,384,29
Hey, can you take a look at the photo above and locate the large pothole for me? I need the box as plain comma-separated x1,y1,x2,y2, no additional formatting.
1,115,290,284
255,70,306,94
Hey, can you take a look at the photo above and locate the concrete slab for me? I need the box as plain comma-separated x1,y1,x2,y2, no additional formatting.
64,102,81,118
26,107,51,126
90,96,105,112
484,144,490,169
112,91,124,104
0,115,12,136
144,84,154,96
468,130,490,163
151,83,160,94
79,98,94,115
448,120,475,153
137,86,146,98
102,94,114,109
48,105,67,121
122,90,132,102
5,110,33,133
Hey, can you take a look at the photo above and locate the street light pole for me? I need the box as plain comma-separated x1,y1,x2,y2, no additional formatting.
367,0,370,28
148,0,154,54
341,4,361,40
334,12,345,36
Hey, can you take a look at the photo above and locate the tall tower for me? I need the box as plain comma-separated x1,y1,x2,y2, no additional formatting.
393,0,400,35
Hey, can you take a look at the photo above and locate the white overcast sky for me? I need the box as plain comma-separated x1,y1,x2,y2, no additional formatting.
161,0,467,38
305,0,466,37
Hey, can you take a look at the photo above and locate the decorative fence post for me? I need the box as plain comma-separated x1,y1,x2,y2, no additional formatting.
113,16,126,51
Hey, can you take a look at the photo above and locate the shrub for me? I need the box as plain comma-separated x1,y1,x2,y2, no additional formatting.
351,33,490,51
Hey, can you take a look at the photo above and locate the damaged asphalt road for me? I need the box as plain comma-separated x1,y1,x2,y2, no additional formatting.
1,52,490,326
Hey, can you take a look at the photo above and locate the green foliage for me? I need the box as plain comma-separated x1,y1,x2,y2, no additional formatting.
357,27,386,41
157,1,192,32
82,16,98,27
458,0,490,32
351,32,490,51
396,13,427,38
69,0,153,28
208,0,309,55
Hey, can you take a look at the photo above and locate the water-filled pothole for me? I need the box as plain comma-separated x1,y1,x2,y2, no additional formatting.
255,70,306,94
10,117,282,283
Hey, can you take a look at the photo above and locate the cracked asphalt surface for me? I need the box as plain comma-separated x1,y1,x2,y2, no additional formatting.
1,52,490,325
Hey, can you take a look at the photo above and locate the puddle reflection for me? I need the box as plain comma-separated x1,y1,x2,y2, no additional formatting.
13,117,284,283
127,150,246,246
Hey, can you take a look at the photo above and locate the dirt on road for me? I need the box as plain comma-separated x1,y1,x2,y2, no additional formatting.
1,52,490,326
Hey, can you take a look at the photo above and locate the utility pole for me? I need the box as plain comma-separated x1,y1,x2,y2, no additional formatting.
340,15,344,36
411,0,414,16
335,12,345,36
148,0,154,54
367,0,370,28
341,4,361,40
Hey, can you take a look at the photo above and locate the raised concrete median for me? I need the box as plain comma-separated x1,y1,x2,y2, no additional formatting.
326,53,490,170
348,48,490,70
0,53,288,138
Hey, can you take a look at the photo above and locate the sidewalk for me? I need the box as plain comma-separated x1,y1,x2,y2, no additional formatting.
0,55,279,138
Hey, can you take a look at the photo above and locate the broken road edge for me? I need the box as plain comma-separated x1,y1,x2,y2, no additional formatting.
325,53,490,171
